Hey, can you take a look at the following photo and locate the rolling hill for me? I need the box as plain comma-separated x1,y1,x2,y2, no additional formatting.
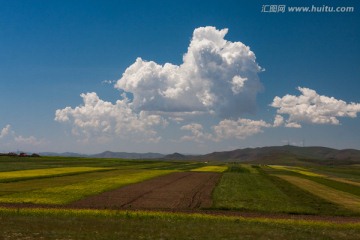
198,146,360,165
38,146,360,165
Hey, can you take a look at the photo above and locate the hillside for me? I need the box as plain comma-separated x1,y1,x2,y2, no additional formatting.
91,151,164,159
38,146,360,165
40,151,164,159
199,146,360,165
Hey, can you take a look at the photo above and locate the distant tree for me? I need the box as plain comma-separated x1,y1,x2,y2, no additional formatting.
31,153,40,157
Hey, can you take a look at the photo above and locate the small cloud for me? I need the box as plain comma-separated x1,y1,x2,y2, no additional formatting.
271,87,360,127
212,118,271,140
0,124,46,149
273,115,284,127
181,118,272,142
180,123,212,143
285,122,302,128
0,124,11,138
14,135,44,146
55,92,167,143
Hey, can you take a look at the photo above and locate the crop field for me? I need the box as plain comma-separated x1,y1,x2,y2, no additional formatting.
0,156,360,239
0,169,175,204
190,165,228,172
0,167,111,182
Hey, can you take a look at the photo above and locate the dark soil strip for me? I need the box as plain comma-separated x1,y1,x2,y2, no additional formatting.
69,172,221,210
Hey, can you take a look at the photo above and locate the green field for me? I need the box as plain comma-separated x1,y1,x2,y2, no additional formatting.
0,167,111,182
212,165,353,215
191,165,228,172
0,156,360,239
1,208,360,240
0,169,174,204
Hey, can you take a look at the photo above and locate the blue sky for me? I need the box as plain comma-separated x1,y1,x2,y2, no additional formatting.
1,0,360,154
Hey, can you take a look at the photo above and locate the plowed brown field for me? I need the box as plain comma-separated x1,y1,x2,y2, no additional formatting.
69,172,221,210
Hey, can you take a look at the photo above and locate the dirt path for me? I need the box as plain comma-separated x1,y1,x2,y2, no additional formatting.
69,172,221,210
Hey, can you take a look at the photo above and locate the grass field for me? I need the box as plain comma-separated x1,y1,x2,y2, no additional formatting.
191,165,228,172
1,156,360,239
0,169,174,204
268,165,324,177
276,175,360,213
0,167,111,183
1,208,360,240
212,167,353,215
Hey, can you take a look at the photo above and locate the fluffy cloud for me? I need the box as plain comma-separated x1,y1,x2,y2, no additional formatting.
180,123,212,142
56,26,264,142
0,124,11,138
273,115,284,127
0,124,44,147
115,26,263,118
181,118,272,142
213,118,271,140
14,135,44,146
271,87,360,127
55,92,167,142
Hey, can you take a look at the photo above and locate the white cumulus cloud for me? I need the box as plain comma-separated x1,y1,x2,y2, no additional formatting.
273,115,284,127
0,124,11,138
55,92,167,142
271,87,360,127
213,118,271,140
115,26,263,118
14,135,44,146
181,118,272,142
180,123,212,143
55,26,265,143
0,124,45,148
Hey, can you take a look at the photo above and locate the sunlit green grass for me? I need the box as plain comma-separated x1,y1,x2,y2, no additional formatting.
213,172,312,213
0,170,174,204
294,174,360,197
269,165,324,177
0,156,186,172
315,165,360,181
213,169,354,215
0,169,142,196
266,165,360,198
275,175,360,213
1,208,359,240
226,164,259,173
191,165,228,172
0,167,111,183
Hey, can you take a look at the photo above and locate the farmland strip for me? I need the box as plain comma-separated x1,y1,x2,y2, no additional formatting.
0,167,111,183
212,172,314,213
0,170,174,205
70,172,221,210
276,175,360,212
191,166,228,172
328,177,360,187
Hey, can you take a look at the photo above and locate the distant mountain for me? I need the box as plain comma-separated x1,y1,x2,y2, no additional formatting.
40,152,87,157
39,146,360,165
41,151,164,159
91,151,164,159
199,146,360,165
164,152,188,159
